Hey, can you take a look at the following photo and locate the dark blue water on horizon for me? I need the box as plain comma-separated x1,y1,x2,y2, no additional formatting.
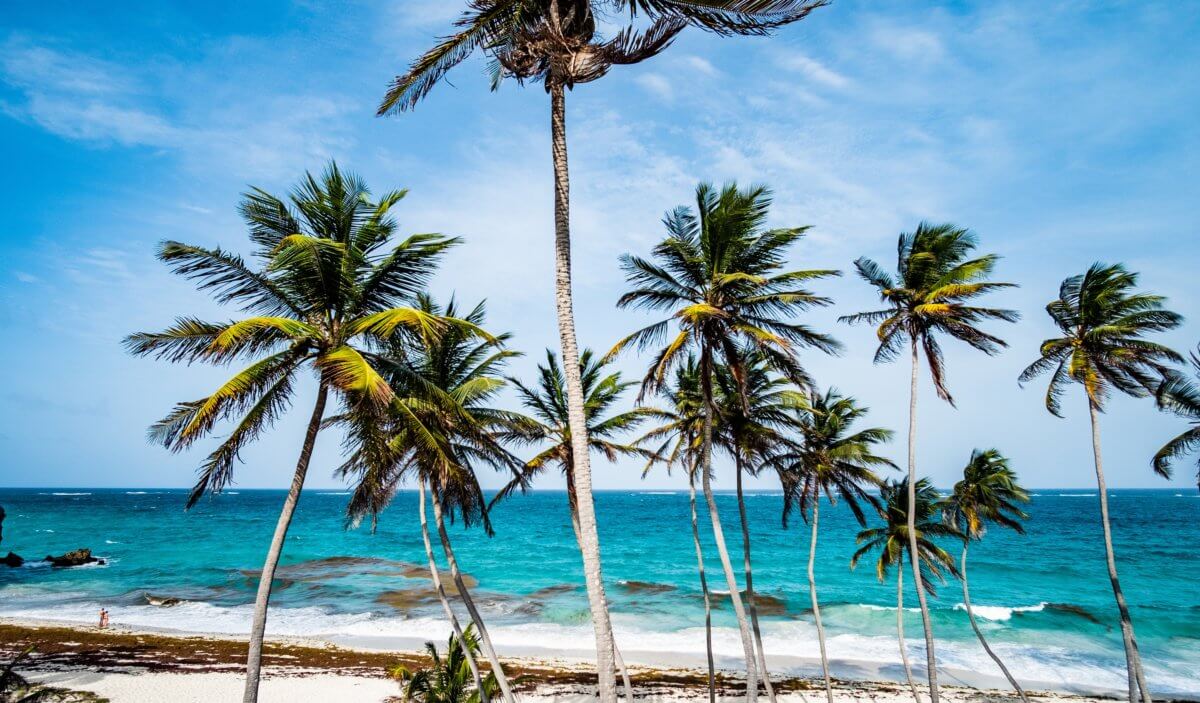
1,488,1196,695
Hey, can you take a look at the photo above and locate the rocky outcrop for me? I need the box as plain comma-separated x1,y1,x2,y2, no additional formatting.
2,552,22,567
0,505,6,544
44,548,104,567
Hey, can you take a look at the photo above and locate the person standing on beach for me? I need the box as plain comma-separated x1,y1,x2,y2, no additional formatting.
98,609,108,629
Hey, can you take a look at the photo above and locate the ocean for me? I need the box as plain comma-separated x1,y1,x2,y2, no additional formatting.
1,488,1196,696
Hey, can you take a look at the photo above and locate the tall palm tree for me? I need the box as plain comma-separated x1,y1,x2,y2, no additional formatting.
851,479,960,703
637,357,717,703
499,348,661,697
380,6,828,698
611,182,840,700
1019,263,1182,703
776,389,892,703
840,222,1017,703
125,163,459,703
714,355,794,702
941,449,1030,702
389,625,500,703
1154,344,1200,491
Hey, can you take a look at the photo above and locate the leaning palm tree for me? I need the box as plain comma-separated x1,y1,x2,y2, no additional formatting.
941,448,1030,702
1154,344,1200,491
381,6,828,698
1019,263,1182,703
852,479,960,703
389,625,500,703
840,222,1017,703
341,296,525,703
498,348,660,697
610,182,840,700
125,163,459,703
776,389,891,703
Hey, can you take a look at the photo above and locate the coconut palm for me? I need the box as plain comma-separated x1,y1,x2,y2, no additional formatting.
389,626,500,703
1154,345,1200,491
840,223,1017,703
637,356,716,702
1019,263,1182,703
497,348,661,696
611,182,839,700
381,5,828,698
339,296,525,703
125,163,460,703
776,389,892,703
852,479,961,703
941,449,1030,702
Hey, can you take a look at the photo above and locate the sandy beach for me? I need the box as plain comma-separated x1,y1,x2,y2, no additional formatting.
5,617,1165,703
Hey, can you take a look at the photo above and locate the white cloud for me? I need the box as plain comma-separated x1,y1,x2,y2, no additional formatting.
681,55,719,77
774,51,850,89
634,72,674,102
868,24,946,63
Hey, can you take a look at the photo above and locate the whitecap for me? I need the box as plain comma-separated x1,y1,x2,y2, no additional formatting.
49,492,91,496
125,491,148,495
954,602,1046,621
1058,493,1095,497
104,540,120,545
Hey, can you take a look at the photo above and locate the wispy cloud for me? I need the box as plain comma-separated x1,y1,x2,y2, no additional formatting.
774,51,850,89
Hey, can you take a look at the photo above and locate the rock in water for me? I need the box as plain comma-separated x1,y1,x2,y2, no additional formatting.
45,548,99,567
2,552,22,567
144,593,184,607
0,505,6,544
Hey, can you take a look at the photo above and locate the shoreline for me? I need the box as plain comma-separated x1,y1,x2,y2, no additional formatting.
6,617,1190,703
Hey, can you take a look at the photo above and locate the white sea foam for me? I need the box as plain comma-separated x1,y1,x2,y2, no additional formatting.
639,492,677,495
41,492,91,496
953,602,1047,621
105,540,121,545
1058,493,1096,497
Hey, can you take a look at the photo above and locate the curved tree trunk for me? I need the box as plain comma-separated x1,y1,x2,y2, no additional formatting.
1088,401,1152,703
736,456,776,703
430,488,516,703
549,81,618,703
897,567,922,703
808,501,833,703
959,541,1026,703
700,347,759,701
243,382,327,703
690,469,717,703
906,341,939,703
420,479,487,702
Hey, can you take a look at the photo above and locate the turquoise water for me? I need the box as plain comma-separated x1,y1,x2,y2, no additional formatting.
1,488,1196,696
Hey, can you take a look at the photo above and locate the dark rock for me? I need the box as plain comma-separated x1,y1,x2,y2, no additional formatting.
45,548,99,567
0,505,6,544
144,593,184,607
2,551,22,567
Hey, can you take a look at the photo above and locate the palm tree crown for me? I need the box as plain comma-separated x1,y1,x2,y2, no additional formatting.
942,449,1029,540
1020,262,1183,416
840,222,1018,403
1155,346,1200,490
125,163,458,506
852,478,961,591
390,625,499,703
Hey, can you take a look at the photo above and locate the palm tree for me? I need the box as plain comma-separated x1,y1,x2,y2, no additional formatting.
389,625,500,703
380,6,828,699
714,355,794,702
776,389,892,703
941,449,1030,702
611,182,839,700
1154,345,1200,491
851,479,960,703
840,222,1017,703
1019,263,1182,703
340,296,525,703
499,348,660,696
125,163,460,703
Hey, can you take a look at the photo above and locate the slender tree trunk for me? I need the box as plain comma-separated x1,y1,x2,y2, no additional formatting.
736,456,776,703
430,488,516,703
959,541,1026,703
808,501,834,703
1088,401,1152,703
242,382,327,703
420,479,487,702
897,567,922,703
906,341,939,703
700,348,759,701
690,469,717,703
549,81,618,703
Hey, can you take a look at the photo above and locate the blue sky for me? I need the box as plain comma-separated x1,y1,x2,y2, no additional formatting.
1,1,1197,492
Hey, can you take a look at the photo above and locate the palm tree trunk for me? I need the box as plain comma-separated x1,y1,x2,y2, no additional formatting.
736,456,776,703
906,340,939,703
430,488,516,703
808,501,833,703
242,382,327,703
959,541,1026,703
420,479,488,702
549,80,618,703
700,347,759,701
897,567,922,703
1088,401,1152,703
690,468,717,703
